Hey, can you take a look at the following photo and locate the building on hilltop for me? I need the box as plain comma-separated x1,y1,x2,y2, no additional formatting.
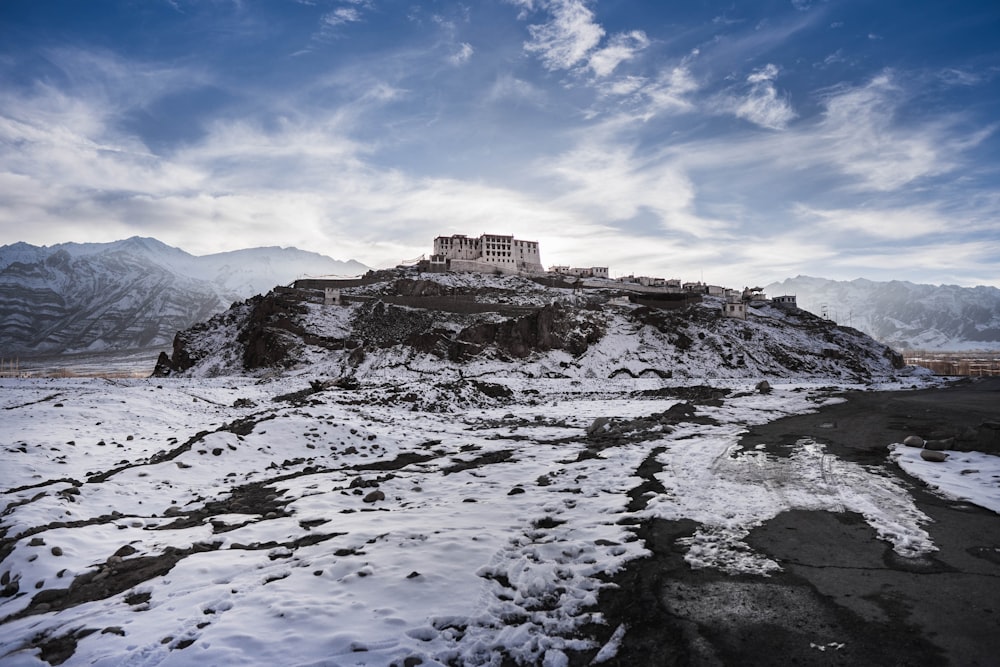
771,294,797,308
430,233,544,275
550,265,610,279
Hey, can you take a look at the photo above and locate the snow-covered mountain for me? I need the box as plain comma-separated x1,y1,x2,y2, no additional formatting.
0,237,369,357
155,270,914,384
765,276,1000,352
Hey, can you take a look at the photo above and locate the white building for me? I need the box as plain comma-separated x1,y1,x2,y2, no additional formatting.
432,234,544,275
722,294,747,320
551,266,609,279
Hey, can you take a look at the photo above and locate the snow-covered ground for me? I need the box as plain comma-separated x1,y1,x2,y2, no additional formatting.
1,375,995,666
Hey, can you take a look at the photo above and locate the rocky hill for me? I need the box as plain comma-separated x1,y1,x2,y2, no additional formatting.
0,237,368,357
765,276,1000,351
155,270,912,383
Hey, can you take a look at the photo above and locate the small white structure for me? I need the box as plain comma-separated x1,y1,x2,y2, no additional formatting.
722,296,747,320
432,233,544,275
324,288,341,306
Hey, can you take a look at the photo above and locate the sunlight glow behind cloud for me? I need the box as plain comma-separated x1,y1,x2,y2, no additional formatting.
0,0,998,288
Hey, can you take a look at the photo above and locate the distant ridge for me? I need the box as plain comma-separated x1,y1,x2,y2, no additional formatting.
0,237,370,357
765,275,1000,352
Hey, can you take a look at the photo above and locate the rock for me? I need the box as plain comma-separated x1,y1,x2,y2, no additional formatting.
51,546,64,556
920,450,948,462
362,490,385,503
756,380,772,394
924,438,954,451
32,588,68,604
902,435,924,447
587,417,612,436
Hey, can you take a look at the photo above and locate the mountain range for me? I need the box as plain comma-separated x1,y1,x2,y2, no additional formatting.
0,237,368,358
765,276,1000,352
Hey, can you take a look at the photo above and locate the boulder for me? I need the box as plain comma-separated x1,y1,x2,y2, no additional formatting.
902,435,924,447
362,490,385,503
920,450,948,462
756,380,772,394
924,438,954,451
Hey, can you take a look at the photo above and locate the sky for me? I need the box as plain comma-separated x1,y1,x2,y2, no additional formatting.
1,1,999,288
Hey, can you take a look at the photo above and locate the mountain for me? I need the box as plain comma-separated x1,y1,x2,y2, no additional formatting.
763,276,1000,352
154,269,914,384
0,237,369,357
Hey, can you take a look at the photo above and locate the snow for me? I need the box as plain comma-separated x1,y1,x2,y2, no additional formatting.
0,372,968,666
890,445,1000,513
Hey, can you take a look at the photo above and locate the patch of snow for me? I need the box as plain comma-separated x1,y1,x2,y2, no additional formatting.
890,444,1000,514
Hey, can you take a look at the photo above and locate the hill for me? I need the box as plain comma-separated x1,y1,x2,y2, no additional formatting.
155,269,914,384
0,237,368,358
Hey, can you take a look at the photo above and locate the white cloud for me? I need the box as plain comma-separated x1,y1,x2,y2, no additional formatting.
323,7,363,27
522,0,605,71
542,138,731,239
448,42,474,66
588,30,649,77
486,74,546,106
732,63,796,130
642,65,700,116
792,203,947,240
817,73,948,190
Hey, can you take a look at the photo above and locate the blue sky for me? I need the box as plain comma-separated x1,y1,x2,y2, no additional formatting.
1,1,998,287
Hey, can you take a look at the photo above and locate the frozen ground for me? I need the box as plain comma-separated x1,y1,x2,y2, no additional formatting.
1,374,995,666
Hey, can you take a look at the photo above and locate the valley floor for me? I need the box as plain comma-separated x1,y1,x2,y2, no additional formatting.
1,375,998,666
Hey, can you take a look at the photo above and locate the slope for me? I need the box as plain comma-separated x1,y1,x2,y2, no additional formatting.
156,269,914,383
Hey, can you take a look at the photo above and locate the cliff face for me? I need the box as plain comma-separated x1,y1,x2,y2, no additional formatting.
154,270,912,382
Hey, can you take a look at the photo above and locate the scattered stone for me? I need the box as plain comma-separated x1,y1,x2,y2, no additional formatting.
920,450,948,462
756,380,772,394
102,627,125,636
508,487,526,495
51,546,64,557
903,435,925,447
29,537,45,547
125,591,152,606
113,545,138,558
587,417,612,436
362,490,385,503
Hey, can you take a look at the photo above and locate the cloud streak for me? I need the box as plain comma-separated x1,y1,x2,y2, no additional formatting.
0,1,998,289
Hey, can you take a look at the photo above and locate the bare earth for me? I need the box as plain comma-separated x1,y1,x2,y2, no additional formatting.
600,377,1000,666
